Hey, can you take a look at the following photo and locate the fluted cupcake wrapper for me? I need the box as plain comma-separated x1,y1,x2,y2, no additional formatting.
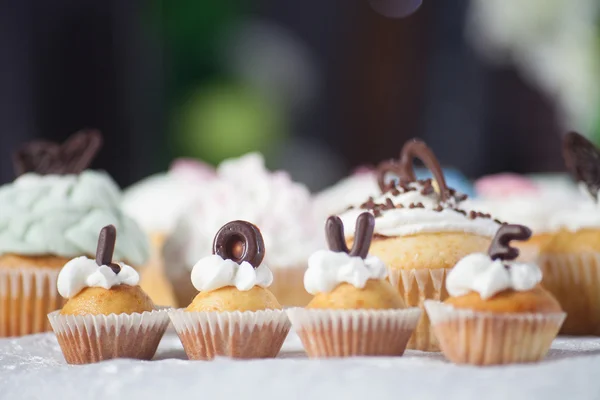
48,309,170,365
539,252,600,335
286,307,421,358
387,268,450,352
425,300,565,366
168,309,291,360
0,267,64,337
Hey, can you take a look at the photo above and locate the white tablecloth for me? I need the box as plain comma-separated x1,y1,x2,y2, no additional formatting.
1,331,600,400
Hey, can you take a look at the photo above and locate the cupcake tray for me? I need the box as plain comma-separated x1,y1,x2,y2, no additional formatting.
1,331,600,400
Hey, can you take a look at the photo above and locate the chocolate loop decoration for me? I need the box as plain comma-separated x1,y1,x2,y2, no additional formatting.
376,160,403,192
488,224,532,261
563,131,600,201
325,212,375,259
213,220,266,268
398,139,449,202
96,224,121,274
13,129,103,177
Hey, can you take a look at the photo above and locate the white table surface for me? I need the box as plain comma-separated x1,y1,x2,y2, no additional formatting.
1,330,600,400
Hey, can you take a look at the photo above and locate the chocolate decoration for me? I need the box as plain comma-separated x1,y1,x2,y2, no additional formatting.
376,160,403,192
325,212,375,259
398,139,449,202
488,224,532,261
563,131,600,200
96,225,121,274
213,220,266,268
13,129,103,177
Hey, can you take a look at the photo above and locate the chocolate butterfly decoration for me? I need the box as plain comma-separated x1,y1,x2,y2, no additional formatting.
13,129,103,177
213,220,266,268
325,212,375,259
563,131,600,201
488,224,532,262
96,225,121,274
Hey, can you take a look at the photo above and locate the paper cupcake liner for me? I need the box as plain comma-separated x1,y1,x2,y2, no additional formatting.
387,268,450,351
286,307,421,358
168,308,291,360
269,266,312,307
48,309,170,364
539,252,600,335
425,300,565,366
0,267,64,337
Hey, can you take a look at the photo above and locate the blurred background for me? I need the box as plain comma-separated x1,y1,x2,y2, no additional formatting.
0,0,598,190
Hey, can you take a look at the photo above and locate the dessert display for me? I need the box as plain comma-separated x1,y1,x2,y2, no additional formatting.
337,139,500,351
48,225,169,364
426,224,565,365
123,158,216,307
0,131,150,337
168,220,291,360
287,212,421,358
163,153,322,307
538,131,600,335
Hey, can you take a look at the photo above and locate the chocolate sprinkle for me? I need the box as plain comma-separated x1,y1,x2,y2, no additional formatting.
563,131,600,200
13,130,103,177
488,224,532,261
213,220,266,268
96,225,121,274
325,213,375,259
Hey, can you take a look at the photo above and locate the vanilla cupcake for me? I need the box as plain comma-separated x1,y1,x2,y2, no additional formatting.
338,139,500,351
168,220,291,360
48,225,169,364
163,153,322,308
123,159,216,307
426,224,565,365
539,132,600,335
0,131,150,337
287,212,421,358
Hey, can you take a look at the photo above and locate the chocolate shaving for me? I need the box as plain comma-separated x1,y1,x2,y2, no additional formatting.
213,220,265,268
13,130,103,177
325,213,375,259
488,224,532,261
96,225,121,274
563,131,600,200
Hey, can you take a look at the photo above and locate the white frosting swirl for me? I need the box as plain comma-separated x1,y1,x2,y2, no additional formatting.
549,183,600,232
303,250,387,295
190,254,273,292
446,253,542,299
339,181,500,238
0,171,150,265
314,170,380,217
57,256,140,298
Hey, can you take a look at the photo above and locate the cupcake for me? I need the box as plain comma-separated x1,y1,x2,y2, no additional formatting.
538,131,600,335
163,153,322,307
0,131,150,337
48,225,170,364
425,224,565,365
168,220,291,360
338,139,500,351
287,212,421,358
122,159,215,307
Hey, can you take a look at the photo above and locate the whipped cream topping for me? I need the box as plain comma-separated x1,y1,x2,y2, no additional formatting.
163,153,323,275
314,170,380,217
446,253,542,299
57,256,140,298
190,254,273,292
549,183,600,232
339,180,500,238
303,250,387,295
122,160,216,233
0,171,150,265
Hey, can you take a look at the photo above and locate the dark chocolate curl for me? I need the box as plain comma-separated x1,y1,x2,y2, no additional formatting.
325,212,375,259
376,160,403,192
488,224,532,261
398,139,450,202
213,220,266,268
563,131,600,201
96,224,121,274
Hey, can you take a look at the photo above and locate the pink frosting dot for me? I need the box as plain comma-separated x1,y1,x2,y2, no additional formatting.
474,173,540,198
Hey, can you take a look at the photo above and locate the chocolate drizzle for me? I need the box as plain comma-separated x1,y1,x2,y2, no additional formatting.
96,225,121,274
325,212,375,259
488,224,532,262
563,131,600,200
13,130,103,177
213,220,266,268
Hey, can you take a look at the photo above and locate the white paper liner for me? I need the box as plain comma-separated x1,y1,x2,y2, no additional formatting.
48,309,170,364
387,268,450,351
0,267,63,337
286,307,421,358
425,300,566,366
539,252,600,335
168,308,291,360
